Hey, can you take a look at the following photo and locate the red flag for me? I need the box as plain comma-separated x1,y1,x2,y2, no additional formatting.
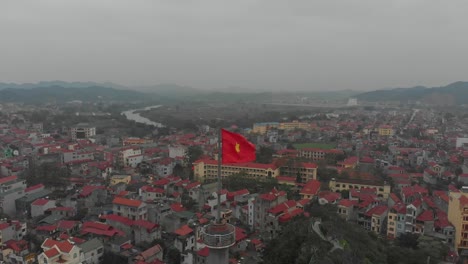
221,129,256,164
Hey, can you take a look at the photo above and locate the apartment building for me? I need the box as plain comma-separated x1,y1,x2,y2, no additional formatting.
117,147,143,168
297,148,344,162
69,123,96,141
329,178,391,199
193,159,280,182
0,175,27,215
112,197,148,220
448,188,468,255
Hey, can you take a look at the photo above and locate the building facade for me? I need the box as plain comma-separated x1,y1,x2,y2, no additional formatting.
193,159,280,182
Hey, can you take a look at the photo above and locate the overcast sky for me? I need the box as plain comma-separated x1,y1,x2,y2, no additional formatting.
1,0,467,91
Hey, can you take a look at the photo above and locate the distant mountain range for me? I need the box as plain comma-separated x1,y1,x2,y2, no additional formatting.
356,81,468,105
0,81,127,90
0,86,151,103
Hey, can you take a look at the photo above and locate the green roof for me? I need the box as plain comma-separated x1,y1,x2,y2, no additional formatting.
79,238,103,253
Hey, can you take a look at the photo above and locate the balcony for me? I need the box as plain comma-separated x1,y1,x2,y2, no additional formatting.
201,223,235,249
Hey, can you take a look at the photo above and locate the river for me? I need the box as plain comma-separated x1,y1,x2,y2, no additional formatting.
121,105,164,127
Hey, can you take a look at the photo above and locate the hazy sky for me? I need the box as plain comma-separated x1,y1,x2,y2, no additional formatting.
1,0,467,91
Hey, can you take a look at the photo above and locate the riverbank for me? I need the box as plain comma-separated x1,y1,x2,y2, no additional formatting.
121,105,164,127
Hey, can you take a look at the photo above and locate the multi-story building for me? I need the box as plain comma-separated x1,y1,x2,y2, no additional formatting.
69,123,96,141
367,205,388,235
329,178,391,199
78,238,104,264
278,121,310,131
117,147,142,168
279,162,318,182
387,202,406,239
254,188,287,231
112,197,148,220
448,188,468,256
193,159,280,182
0,175,27,215
297,148,344,163
378,125,394,137
122,137,153,146
62,150,94,164
252,122,279,134
37,238,82,264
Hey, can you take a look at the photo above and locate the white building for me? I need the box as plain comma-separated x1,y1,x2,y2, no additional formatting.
31,199,56,218
78,238,104,264
69,123,96,141
0,176,26,215
118,147,143,168
169,145,187,159
62,151,95,164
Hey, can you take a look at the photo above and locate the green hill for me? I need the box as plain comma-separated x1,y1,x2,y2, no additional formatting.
0,86,152,103
356,81,468,105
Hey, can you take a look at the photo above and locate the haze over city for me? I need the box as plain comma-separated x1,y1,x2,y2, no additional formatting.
2,0,468,91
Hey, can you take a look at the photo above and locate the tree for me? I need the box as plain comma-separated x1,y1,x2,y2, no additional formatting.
167,248,181,264
397,233,419,249
257,146,274,164
181,192,197,211
296,171,302,184
186,145,204,164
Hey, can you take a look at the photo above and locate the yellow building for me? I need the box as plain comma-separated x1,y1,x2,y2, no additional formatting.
193,159,280,182
278,121,310,131
448,189,468,254
252,122,279,134
110,174,131,186
329,178,391,199
378,125,394,136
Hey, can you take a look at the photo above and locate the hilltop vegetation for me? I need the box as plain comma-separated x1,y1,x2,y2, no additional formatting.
356,81,468,105
262,204,448,264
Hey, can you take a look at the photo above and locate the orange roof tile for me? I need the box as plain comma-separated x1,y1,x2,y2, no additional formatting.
112,197,142,207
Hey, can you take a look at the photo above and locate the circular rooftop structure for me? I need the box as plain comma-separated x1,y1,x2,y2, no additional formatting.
201,222,236,249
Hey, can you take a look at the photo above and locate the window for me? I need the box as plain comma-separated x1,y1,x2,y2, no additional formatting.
74,253,77,258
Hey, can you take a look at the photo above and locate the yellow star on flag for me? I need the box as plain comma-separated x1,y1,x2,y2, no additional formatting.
235,142,240,153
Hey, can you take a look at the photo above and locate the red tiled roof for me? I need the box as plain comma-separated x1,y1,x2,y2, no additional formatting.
197,247,210,257
102,214,133,226
318,191,341,202
79,185,105,197
133,220,159,231
42,238,74,253
389,193,401,203
235,227,247,242
391,202,406,214
113,197,143,207
36,225,57,232
171,202,186,212
44,247,60,258
268,200,296,215
25,183,44,193
32,198,51,206
0,175,17,185
338,199,357,207
416,210,434,222
184,182,201,190
365,205,388,217
300,180,321,196
174,225,193,236
278,208,303,223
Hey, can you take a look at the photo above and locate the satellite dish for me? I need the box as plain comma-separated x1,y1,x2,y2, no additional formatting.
13,150,19,156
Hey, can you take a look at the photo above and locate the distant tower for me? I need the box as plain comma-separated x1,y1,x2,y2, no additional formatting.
200,130,236,264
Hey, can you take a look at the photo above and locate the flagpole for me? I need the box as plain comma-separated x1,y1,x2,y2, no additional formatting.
216,128,222,224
